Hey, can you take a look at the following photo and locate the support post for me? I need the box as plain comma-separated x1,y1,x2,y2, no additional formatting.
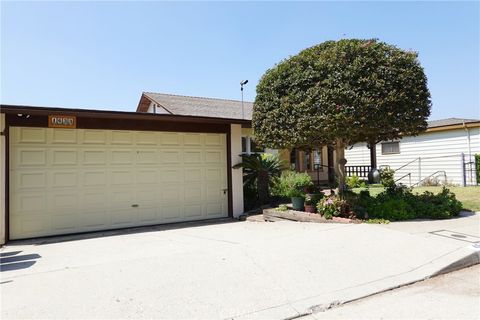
461,152,466,187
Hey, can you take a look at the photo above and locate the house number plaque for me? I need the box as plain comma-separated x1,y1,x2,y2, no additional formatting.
48,115,77,129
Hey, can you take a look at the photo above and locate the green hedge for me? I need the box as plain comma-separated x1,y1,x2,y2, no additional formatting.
355,186,463,221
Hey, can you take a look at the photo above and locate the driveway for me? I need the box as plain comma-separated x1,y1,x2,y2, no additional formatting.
1,215,479,320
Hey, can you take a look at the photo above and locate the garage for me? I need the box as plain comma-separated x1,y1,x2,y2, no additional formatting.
1,105,245,241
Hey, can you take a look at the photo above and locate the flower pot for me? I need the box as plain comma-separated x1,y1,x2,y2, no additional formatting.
304,204,316,213
291,196,305,211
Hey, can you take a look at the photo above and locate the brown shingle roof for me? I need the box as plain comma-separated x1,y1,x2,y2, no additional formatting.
139,92,253,120
427,117,479,128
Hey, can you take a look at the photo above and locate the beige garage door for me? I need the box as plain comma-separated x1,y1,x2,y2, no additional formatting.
9,127,228,240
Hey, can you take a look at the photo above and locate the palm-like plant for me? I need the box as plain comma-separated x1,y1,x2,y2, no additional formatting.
233,153,285,205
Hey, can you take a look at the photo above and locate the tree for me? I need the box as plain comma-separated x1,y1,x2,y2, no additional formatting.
233,153,285,205
253,39,431,193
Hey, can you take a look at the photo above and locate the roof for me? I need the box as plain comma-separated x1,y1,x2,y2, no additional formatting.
427,117,479,128
137,92,253,120
0,104,251,125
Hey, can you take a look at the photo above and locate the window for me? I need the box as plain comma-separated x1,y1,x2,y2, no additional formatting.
250,139,264,153
241,136,265,154
381,142,400,155
290,149,297,170
304,151,311,170
242,137,247,153
313,148,322,170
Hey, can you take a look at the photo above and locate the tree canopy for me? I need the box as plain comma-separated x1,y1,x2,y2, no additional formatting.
253,39,432,150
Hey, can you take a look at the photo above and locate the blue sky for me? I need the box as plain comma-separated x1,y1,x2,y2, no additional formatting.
1,1,479,120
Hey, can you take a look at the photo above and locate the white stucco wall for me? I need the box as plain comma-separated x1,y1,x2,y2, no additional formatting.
0,113,6,244
230,124,244,217
345,127,480,186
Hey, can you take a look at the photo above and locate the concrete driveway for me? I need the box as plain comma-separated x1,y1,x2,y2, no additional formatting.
1,214,479,320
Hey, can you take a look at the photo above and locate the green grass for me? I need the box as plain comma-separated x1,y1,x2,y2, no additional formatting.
352,186,480,212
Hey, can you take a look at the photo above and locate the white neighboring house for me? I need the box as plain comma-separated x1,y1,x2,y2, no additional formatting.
345,118,480,186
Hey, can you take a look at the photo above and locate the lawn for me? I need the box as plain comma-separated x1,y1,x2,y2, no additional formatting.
352,186,480,212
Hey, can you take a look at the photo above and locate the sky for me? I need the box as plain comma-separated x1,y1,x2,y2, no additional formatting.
1,1,479,120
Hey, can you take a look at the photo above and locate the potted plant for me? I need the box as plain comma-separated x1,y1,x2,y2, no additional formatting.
286,188,305,211
277,171,314,211
304,195,316,213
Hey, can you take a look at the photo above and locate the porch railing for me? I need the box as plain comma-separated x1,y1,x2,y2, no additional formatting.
345,165,371,178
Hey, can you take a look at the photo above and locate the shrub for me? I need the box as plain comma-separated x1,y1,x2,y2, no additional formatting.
362,186,462,221
346,175,367,189
317,196,350,219
380,167,396,188
272,171,313,198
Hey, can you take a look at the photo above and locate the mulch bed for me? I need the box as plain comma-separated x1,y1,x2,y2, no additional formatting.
263,208,361,224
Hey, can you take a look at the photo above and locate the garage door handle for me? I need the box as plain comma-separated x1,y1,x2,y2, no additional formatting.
222,189,228,194
131,204,139,208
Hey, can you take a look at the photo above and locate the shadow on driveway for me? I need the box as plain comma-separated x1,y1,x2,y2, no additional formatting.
0,251,41,272
6,218,238,247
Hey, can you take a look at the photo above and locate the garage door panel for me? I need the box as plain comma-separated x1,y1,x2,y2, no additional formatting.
82,170,107,187
82,191,108,208
11,215,49,238
12,195,48,220
14,148,47,166
51,171,78,188
51,149,77,166
136,170,157,185
184,133,202,146
15,171,47,190
81,130,107,144
80,212,109,229
16,127,47,144
51,128,77,144
184,205,203,218
135,131,157,145
184,150,202,163
51,214,79,232
161,132,181,145
111,150,133,165
10,127,228,239
82,150,107,165
111,131,134,145
162,169,182,182
161,150,181,164
136,150,157,164
49,192,78,209
206,203,224,217
184,168,202,182
110,170,134,185
184,185,202,203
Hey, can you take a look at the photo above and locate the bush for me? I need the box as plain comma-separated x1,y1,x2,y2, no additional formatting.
317,196,351,219
359,186,463,221
272,171,313,198
380,167,396,188
346,175,367,189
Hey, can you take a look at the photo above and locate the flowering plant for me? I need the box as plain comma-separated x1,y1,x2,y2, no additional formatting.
317,196,349,219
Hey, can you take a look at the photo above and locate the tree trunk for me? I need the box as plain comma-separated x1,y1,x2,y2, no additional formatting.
257,171,270,205
334,139,347,196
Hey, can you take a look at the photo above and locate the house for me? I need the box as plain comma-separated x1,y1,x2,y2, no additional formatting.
3,90,474,244
137,92,337,185
344,118,480,186
0,98,250,243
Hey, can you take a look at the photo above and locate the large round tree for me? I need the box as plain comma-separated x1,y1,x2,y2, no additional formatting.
253,39,431,192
